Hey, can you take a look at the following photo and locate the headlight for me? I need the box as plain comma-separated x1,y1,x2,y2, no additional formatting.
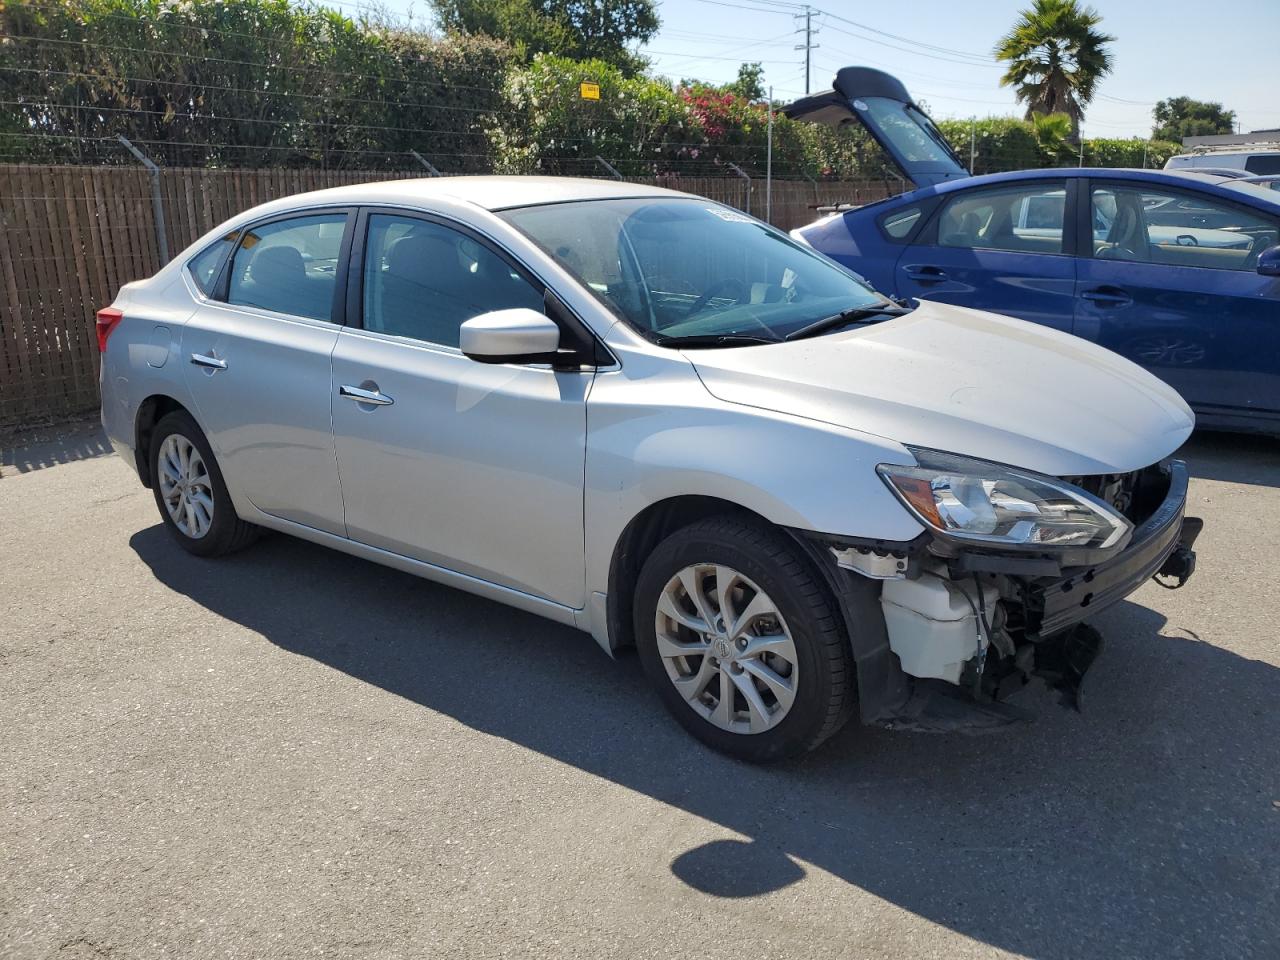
877,448,1132,552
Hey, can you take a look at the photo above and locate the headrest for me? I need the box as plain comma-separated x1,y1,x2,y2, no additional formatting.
252,244,305,279
386,233,459,278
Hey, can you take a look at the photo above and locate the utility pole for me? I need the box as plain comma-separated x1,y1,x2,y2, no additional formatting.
766,86,774,224
794,5,819,95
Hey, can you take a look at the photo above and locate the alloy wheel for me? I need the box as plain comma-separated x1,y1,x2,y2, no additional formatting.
654,564,799,734
157,433,214,539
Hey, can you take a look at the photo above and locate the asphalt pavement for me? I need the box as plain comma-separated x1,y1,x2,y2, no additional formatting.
2,421,1277,959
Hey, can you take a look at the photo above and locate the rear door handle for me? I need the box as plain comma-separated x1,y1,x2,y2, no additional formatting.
190,352,227,370
905,265,948,283
339,384,395,406
1080,287,1133,307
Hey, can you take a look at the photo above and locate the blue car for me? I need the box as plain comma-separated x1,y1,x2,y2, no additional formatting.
788,68,1280,436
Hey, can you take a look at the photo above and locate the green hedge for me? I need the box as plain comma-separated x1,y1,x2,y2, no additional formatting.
0,0,1174,177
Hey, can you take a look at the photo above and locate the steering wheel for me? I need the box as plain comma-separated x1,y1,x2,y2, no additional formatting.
1097,246,1137,261
685,278,747,320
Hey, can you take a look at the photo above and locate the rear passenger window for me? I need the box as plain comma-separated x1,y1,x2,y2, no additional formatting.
188,231,237,296
937,183,1067,255
226,214,347,321
361,214,543,347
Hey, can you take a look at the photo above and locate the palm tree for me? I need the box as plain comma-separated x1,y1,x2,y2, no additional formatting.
995,0,1114,143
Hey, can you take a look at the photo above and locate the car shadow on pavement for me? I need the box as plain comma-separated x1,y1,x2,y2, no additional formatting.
131,525,1279,960
1177,430,1279,488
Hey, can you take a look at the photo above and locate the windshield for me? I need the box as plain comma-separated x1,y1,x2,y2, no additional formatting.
498,198,886,343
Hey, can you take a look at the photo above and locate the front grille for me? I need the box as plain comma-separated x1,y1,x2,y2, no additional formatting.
1060,462,1170,525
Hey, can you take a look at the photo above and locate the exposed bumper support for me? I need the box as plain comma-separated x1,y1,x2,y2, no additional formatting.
797,459,1201,734
1026,462,1197,639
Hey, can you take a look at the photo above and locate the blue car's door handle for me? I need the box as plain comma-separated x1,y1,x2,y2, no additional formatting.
1080,286,1133,307
904,265,948,283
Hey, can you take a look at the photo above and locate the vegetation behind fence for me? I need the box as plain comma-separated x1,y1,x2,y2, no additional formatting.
0,165,889,427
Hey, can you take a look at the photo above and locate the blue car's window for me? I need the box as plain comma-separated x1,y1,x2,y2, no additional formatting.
500,198,885,342
936,183,1067,255
880,205,923,240
1091,187,1280,271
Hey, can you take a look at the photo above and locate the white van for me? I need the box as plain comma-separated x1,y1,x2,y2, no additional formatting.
1165,149,1280,175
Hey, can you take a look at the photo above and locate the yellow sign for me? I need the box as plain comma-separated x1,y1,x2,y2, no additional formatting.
580,82,601,101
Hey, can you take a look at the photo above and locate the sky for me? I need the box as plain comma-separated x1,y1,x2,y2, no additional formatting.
363,0,1280,139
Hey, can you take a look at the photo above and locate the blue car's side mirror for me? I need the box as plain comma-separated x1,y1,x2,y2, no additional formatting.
1258,244,1280,277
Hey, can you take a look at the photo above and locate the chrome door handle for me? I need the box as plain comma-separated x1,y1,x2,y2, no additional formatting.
339,384,395,406
190,352,227,370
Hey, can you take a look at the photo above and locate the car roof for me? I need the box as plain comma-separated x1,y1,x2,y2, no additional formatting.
871,166,1280,211
245,175,690,215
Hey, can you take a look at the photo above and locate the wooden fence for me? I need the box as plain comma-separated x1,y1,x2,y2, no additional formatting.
0,165,893,427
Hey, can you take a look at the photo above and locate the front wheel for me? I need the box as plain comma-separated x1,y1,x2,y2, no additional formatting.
149,410,259,557
634,516,855,761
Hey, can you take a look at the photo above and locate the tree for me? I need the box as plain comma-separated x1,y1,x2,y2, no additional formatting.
726,62,765,102
1152,96,1237,143
431,0,659,75
995,0,1114,142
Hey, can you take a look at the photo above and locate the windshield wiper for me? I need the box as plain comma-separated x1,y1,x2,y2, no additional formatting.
650,333,781,348
784,302,909,342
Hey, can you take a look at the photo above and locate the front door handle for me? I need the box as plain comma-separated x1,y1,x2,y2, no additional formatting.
190,352,227,370
1080,286,1133,307
339,384,395,406
904,265,948,283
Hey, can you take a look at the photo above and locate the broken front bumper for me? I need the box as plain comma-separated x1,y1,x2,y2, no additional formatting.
802,460,1202,733
1024,460,1200,640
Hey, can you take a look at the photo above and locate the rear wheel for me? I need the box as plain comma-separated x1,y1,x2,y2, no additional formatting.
150,410,258,557
634,516,854,761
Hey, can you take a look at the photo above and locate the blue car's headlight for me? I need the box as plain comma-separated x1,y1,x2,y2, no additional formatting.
877,448,1132,552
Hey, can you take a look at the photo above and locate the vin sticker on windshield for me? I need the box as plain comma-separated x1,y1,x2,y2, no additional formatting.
706,207,754,224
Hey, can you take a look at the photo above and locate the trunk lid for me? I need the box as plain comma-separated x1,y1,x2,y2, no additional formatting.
784,67,971,188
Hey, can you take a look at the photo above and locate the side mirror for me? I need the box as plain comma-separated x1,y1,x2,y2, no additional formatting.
1257,244,1280,278
460,308,561,364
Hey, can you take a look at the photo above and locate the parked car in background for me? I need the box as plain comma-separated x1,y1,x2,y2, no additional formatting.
1165,149,1280,175
99,176,1200,760
1242,174,1280,193
787,68,1280,436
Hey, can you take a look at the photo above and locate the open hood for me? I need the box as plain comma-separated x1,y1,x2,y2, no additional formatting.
686,300,1194,477
784,67,971,187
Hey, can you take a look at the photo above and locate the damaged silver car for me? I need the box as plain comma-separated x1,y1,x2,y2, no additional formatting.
98,176,1200,760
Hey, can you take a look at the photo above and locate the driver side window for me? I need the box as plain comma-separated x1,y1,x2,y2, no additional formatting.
361,214,544,347
1091,186,1279,271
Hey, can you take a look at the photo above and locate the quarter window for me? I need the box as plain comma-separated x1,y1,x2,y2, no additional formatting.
188,231,237,296
226,214,348,322
937,183,1067,255
1091,186,1279,271
360,214,543,347
880,205,923,240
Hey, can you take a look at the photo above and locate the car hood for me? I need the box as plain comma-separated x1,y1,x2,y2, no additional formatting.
687,300,1194,475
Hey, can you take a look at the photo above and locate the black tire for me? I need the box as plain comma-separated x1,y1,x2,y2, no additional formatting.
634,515,855,761
149,410,259,557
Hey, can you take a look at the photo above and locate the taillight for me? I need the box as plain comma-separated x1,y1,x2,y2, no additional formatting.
96,306,124,353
